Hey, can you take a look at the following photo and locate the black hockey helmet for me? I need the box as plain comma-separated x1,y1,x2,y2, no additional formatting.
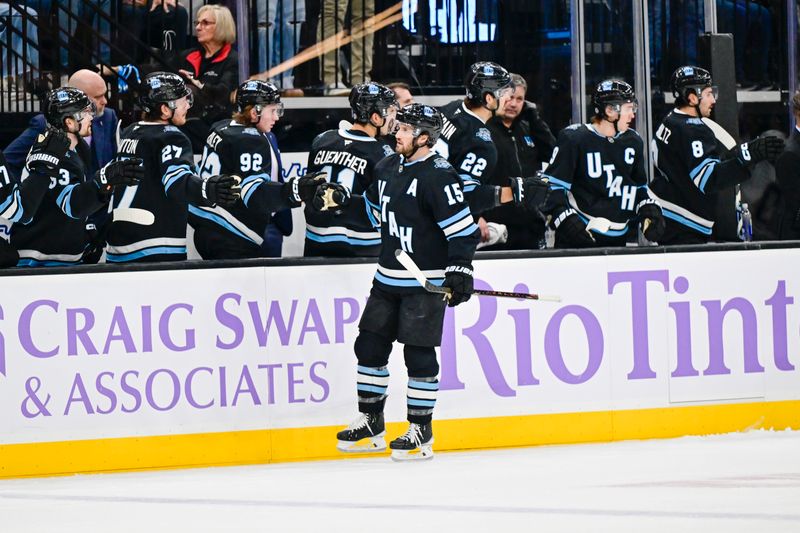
396,103,442,147
349,82,397,124
671,65,715,102
45,87,94,129
465,61,511,103
140,71,192,113
236,79,282,115
592,79,637,117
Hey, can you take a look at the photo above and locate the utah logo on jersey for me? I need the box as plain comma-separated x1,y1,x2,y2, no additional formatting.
586,151,637,210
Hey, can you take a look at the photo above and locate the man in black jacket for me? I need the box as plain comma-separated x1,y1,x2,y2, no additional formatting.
776,91,800,240
484,73,557,249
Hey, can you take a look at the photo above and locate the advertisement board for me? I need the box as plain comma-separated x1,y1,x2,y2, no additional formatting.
1,248,798,476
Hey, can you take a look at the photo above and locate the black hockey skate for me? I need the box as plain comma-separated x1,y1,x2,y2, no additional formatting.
389,422,434,461
336,412,386,453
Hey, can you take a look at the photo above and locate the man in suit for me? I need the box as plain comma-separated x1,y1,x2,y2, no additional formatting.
776,91,800,240
4,69,119,178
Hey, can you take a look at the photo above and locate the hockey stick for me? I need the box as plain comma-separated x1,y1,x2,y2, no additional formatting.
112,208,155,225
702,117,737,150
394,250,561,302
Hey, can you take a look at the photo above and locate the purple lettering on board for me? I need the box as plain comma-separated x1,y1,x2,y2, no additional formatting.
145,369,181,411
544,305,604,384
298,300,330,345
765,280,795,371
63,373,95,415
19,300,59,358
103,306,137,354
334,298,360,344
607,269,669,379
95,371,118,414
309,361,330,402
66,308,98,356
215,293,244,350
249,300,297,346
701,297,763,375
232,365,261,406
159,303,195,352
287,362,306,403
446,279,515,396
508,283,539,386
185,367,214,409
670,276,697,377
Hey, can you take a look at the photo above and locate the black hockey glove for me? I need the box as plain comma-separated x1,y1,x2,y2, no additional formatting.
442,263,474,307
283,170,328,207
638,203,666,242
0,238,18,269
81,222,105,264
509,174,550,211
25,127,70,178
312,182,351,212
735,136,785,167
94,158,144,194
202,174,241,207
555,213,596,247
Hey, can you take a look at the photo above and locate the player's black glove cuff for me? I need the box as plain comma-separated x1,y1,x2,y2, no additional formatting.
203,174,241,207
311,182,351,211
25,127,70,178
637,202,665,242
94,157,144,194
509,174,550,211
554,212,596,247
736,136,785,167
442,263,474,307
283,171,328,207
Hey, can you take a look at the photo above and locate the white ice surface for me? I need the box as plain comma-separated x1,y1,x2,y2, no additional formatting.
1,430,799,532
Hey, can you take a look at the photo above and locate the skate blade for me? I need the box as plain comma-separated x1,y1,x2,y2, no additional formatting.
337,435,387,453
390,445,434,462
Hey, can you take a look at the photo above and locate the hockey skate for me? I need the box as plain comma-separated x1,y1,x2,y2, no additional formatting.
389,422,434,461
336,412,386,453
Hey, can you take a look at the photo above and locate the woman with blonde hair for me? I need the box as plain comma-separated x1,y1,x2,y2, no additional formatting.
174,4,239,151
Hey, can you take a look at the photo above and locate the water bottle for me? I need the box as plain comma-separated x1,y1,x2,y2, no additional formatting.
739,202,753,242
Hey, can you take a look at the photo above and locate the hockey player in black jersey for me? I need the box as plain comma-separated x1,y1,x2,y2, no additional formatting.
437,61,549,230
303,82,397,257
11,87,142,266
107,72,240,263
329,103,480,461
543,80,666,248
650,66,785,244
190,80,326,259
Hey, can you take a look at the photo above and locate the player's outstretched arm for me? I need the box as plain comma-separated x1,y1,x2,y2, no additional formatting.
240,170,328,213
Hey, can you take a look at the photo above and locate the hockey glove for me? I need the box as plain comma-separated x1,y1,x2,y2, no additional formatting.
555,213,596,247
509,174,550,211
25,127,70,178
442,263,474,307
638,203,666,242
81,222,105,264
283,170,328,207
95,158,144,194
202,174,241,207
312,182,351,212
735,136,785,167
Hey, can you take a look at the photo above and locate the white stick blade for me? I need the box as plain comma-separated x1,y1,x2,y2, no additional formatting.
702,117,737,149
113,208,155,226
394,249,431,289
